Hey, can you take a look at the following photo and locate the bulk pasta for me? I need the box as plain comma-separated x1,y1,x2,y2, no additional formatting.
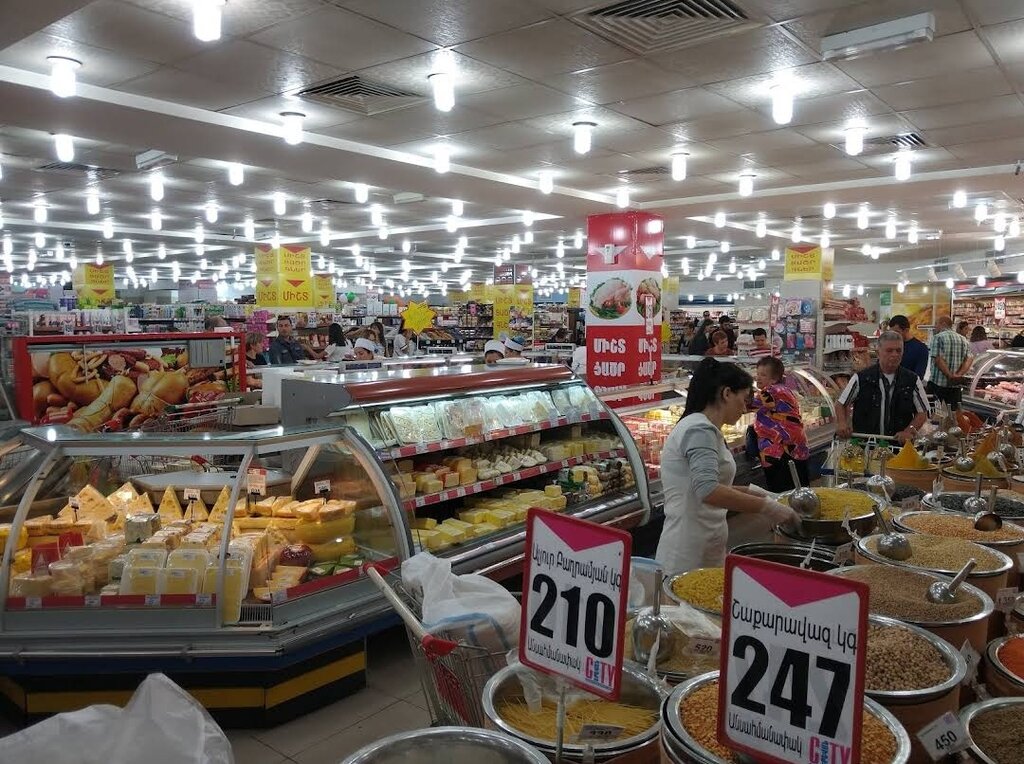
497,698,657,741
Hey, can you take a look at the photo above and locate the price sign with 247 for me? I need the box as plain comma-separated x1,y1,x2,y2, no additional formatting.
718,555,869,764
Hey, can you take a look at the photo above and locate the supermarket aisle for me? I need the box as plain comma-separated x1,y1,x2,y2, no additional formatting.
230,627,429,763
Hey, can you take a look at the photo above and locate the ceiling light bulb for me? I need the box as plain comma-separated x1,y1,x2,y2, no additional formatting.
1010,218,1022,238
445,215,459,233
885,218,897,240
681,258,690,275
192,0,224,41
857,204,869,229
975,201,988,223
457,235,468,249
708,251,718,265
770,81,794,125
101,218,113,238
320,221,331,247
400,238,411,254
857,284,864,296
995,235,1006,252
195,243,204,256
615,185,630,208
95,249,103,265
556,240,565,258
47,56,81,98
670,151,688,181
720,241,731,253
977,274,986,287
205,201,218,223
511,235,521,254
844,124,867,156
32,199,46,223
297,209,311,233
574,230,584,249
432,144,450,174
820,230,830,249
449,198,465,218
894,151,912,181
55,242,64,261
428,70,455,113
227,162,243,186
908,225,919,244
243,216,255,240
524,230,534,244
157,243,166,260
522,210,535,227
33,232,44,248
944,276,954,289
538,170,554,194
352,183,369,204
952,189,967,208
572,121,596,154
995,213,1008,233
752,217,766,238
270,230,280,249
149,172,164,202
279,111,305,145
791,220,802,243
728,258,736,274
272,192,286,216
194,223,205,243
86,191,100,215
738,172,755,197
861,243,872,256
53,133,74,162
378,226,389,240
823,202,836,219
1018,271,1024,284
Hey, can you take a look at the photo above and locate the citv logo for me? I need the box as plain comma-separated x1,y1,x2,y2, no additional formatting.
809,738,851,764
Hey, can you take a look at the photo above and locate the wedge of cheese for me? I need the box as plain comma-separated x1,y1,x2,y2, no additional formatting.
158,487,183,523
186,496,209,522
209,486,231,521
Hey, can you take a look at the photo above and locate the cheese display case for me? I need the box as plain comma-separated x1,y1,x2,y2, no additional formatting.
279,363,652,580
964,349,1024,416
600,361,839,482
0,424,410,725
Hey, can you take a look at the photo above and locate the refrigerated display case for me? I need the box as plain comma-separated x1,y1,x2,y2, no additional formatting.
964,349,1024,416
279,363,652,580
0,424,410,725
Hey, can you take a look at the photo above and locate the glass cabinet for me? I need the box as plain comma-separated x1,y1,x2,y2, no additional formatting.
965,349,1024,414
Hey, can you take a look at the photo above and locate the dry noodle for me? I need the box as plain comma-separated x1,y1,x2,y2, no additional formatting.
497,698,656,741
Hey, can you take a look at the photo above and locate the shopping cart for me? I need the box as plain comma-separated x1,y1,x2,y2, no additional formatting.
366,565,511,728
139,398,241,434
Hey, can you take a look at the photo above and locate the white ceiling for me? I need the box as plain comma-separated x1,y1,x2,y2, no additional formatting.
0,0,1023,292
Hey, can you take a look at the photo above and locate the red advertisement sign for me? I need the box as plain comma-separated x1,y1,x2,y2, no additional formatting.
585,212,664,393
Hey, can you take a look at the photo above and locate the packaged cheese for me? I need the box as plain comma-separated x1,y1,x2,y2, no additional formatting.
443,472,460,489
167,549,210,578
120,565,159,595
159,567,198,595
128,548,168,568
11,572,53,597
202,564,244,623
411,529,445,551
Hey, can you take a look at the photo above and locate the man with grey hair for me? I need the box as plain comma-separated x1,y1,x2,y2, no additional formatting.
835,330,930,442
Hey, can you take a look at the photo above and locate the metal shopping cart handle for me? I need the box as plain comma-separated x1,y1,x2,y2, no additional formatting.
366,564,459,659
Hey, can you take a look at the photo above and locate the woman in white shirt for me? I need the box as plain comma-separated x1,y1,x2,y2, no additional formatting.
393,322,416,357
323,323,353,362
353,337,377,361
655,357,800,573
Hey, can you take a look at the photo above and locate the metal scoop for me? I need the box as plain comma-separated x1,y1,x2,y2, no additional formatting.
974,486,1004,532
866,449,895,499
632,569,679,667
954,440,976,473
926,558,977,604
963,474,989,515
871,504,912,561
787,460,820,519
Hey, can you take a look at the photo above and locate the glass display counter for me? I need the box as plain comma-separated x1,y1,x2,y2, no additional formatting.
279,363,652,579
964,349,1024,415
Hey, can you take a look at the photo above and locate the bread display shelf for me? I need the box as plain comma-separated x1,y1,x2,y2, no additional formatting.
378,409,609,461
403,449,624,512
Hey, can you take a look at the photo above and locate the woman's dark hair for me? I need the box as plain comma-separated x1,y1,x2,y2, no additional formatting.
683,358,753,417
756,356,785,382
970,325,987,342
328,322,345,346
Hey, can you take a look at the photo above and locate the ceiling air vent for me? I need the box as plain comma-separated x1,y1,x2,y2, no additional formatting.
297,76,426,116
574,0,762,56
831,132,927,155
619,166,671,178
36,162,121,180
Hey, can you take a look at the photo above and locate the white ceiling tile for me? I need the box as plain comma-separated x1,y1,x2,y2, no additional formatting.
794,114,917,144
596,127,682,155
319,116,440,146
545,60,691,105
460,84,588,121
354,50,524,99
782,157,875,178
449,123,556,151
453,19,631,78
704,62,861,109
781,90,894,127
709,129,818,157
965,0,1024,26
741,0,857,20
219,95,363,130
872,66,1014,111
43,0,207,65
900,94,1024,130
785,0,971,50
0,32,161,87
521,106,648,137
664,108,779,142
528,0,604,13
370,104,505,138
984,19,1024,65
746,144,848,167
248,7,435,71
857,147,959,172
173,39,344,96
942,136,1020,163
651,27,817,86
921,118,1024,147
123,0,326,38
336,0,553,47
609,87,741,126
1005,63,1024,90
834,31,994,87
113,66,270,110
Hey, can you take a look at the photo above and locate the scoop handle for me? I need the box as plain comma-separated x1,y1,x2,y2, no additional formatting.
871,503,891,534
788,460,802,489
948,558,977,595
975,473,983,499
653,568,663,617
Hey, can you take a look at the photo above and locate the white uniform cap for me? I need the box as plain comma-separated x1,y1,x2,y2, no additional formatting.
354,337,376,353
503,338,524,352
483,340,506,356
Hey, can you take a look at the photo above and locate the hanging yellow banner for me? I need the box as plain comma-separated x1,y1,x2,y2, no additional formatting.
255,274,281,306
72,263,115,303
784,245,824,281
567,287,582,308
491,284,533,340
313,274,334,308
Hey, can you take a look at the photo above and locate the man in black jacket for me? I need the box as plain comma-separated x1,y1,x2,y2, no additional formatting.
835,331,930,442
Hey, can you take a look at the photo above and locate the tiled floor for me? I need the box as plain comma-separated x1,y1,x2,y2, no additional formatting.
231,626,432,763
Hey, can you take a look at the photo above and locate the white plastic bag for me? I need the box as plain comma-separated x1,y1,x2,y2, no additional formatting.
0,673,234,764
402,551,520,652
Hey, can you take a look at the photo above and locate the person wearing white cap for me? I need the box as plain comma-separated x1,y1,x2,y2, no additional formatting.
483,339,505,364
353,337,377,361
503,337,524,358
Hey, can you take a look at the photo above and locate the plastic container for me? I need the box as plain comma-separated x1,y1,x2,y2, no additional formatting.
866,615,967,764
983,635,1024,698
482,664,664,763
660,671,911,764
340,726,549,764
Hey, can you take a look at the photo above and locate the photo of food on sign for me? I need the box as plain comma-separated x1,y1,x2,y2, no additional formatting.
635,278,661,318
589,277,633,320
30,344,235,432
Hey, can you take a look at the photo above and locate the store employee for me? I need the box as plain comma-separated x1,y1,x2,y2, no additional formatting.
483,340,505,364
352,337,377,361
835,330,930,442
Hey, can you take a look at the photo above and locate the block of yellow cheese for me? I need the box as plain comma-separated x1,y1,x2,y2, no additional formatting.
459,509,489,524
159,567,198,595
545,484,563,497
411,517,437,530
486,508,516,527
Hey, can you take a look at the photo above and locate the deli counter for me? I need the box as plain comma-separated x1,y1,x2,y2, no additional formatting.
963,348,1024,417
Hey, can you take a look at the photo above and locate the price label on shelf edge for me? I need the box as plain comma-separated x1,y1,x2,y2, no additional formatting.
719,554,869,764
183,487,201,502
313,479,331,495
519,508,631,701
246,468,267,496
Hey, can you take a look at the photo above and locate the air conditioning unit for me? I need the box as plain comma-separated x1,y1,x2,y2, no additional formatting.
821,13,934,61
